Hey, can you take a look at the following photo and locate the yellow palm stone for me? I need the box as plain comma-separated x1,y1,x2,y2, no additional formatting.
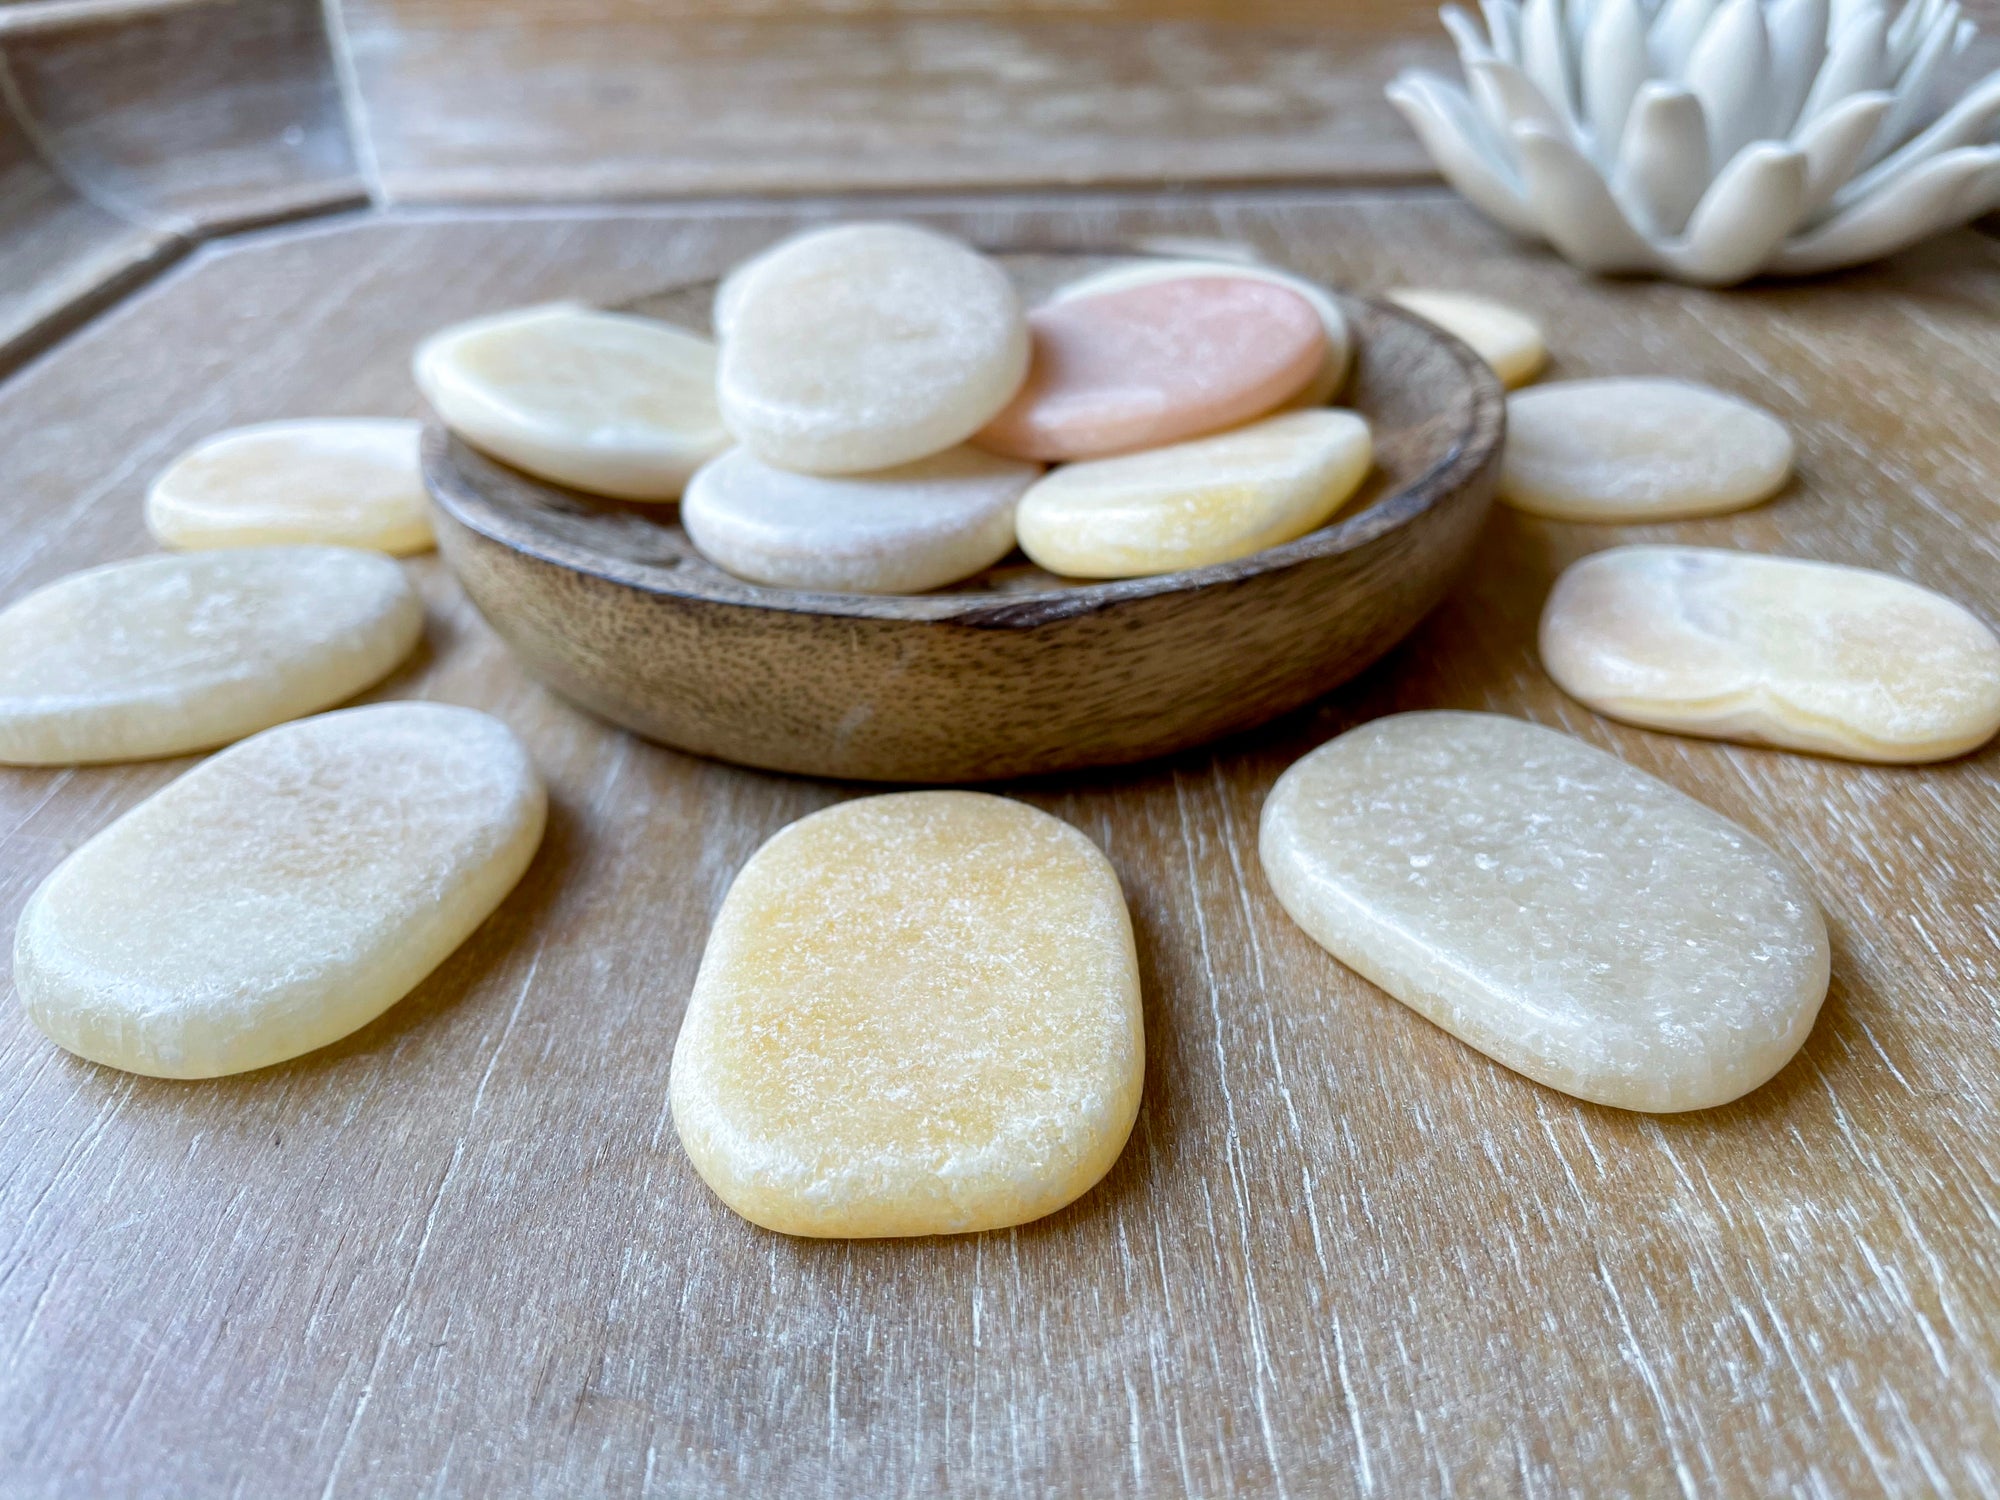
1386,288,1548,389
670,791,1144,1238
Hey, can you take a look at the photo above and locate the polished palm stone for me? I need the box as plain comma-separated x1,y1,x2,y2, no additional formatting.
1501,378,1794,521
1013,409,1372,578
414,304,726,500
147,419,433,554
1259,712,1828,1113
670,791,1144,1238
14,703,546,1079
1542,545,2000,762
0,547,422,765
682,445,1039,594
1386,288,1547,389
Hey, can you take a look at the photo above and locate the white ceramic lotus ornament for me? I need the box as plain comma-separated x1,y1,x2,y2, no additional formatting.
1389,0,2000,283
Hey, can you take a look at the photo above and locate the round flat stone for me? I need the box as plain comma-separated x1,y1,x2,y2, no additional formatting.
716,224,1030,475
1386,287,1547,389
682,445,1039,594
1501,377,1794,522
977,276,1327,461
669,791,1143,1238
147,419,433,554
1260,711,1828,1113
14,702,546,1079
1542,545,2000,762
0,547,422,765
1051,259,1353,406
1014,409,1372,578
414,304,726,500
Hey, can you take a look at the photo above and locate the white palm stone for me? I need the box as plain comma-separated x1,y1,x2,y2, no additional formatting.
1050,259,1354,406
1389,0,2000,284
1501,377,1793,520
0,548,422,765
715,223,1031,475
1260,711,1828,1112
670,791,1143,1238
1542,545,2000,761
1014,409,1373,579
147,419,433,555
14,703,546,1079
682,445,1038,594
414,304,725,500
1386,287,1548,388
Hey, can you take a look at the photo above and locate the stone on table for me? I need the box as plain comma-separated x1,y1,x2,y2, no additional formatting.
1050,259,1353,405
0,547,422,765
670,791,1144,1238
682,445,1038,594
1386,287,1547,388
1500,377,1794,521
1014,409,1372,578
976,275,1327,462
1259,711,1828,1113
1541,545,2000,762
14,703,546,1079
414,304,726,500
147,418,433,554
715,223,1030,475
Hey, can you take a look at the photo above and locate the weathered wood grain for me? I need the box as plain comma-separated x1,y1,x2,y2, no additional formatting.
3,191,2000,1497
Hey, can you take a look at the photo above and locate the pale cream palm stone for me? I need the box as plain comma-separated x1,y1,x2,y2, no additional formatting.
0,547,422,765
1260,711,1829,1112
1050,259,1354,405
147,419,433,554
1502,376,1793,520
1014,409,1374,579
716,223,1031,475
1541,545,2000,760
414,304,727,500
1389,0,2000,285
670,791,1144,1238
1386,287,1548,388
14,702,546,1079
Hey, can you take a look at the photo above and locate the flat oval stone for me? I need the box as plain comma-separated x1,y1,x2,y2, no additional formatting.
976,276,1327,461
670,791,1143,1238
414,304,726,500
1386,287,1547,389
682,445,1039,594
0,547,423,765
147,419,433,554
1050,259,1353,405
14,703,546,1078
1260,712,1828,1112
716,224,1030,475
1501,377,1794,522
1014,409,1372,578
1542,545,2000,762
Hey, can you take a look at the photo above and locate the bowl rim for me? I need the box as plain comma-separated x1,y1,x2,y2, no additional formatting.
423,246,1507,630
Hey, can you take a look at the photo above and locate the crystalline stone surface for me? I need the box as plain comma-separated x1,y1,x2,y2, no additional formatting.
1259,712,1828,1113
682,445,1039,594
1386,287,1547,389
1051,259,1353,405
1542,545,2000,762
716,224,1030,475
670,791,1143,1238
1014,409,1372,578
14,703,546,1079
1501,377,1794,521
414,304,726,500
976,276,1327,462
147,419,433,554
0,547,422,765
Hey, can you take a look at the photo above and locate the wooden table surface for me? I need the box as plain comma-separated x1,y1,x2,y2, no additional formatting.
3,189,2000,1498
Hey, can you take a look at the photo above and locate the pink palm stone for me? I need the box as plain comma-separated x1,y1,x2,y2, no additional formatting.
974,276,1328,462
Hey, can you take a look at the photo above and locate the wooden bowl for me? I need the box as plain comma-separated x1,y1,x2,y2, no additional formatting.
424,250,1504,783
